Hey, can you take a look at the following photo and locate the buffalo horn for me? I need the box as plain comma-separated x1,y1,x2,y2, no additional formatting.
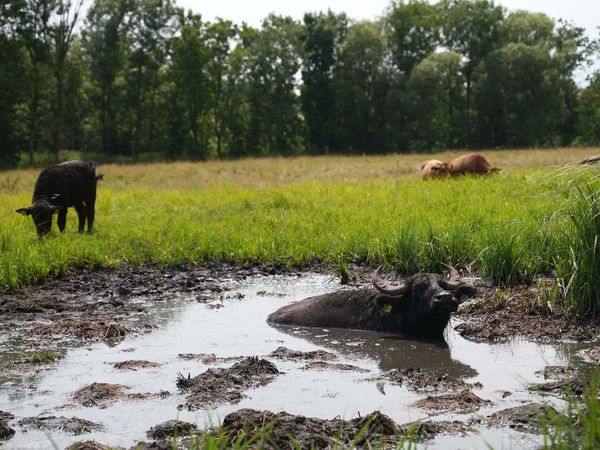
439,263,461,290
372,266,408,295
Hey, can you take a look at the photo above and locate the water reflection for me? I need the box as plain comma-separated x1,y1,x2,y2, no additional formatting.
272,325,477,378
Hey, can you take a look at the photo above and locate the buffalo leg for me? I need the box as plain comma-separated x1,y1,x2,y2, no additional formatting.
74,202,86,233
85,201,95,232
57,209,68,232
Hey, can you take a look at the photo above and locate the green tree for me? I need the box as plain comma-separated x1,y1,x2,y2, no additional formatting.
502,10,554,46
205,18,237,158
331,20,391,153
19,0,55,164
169,11,210,159
49,0,85,160
239,15,304,155
122,0,178,156
441,0,504,146
83,0,130,155
300,10,347,153
0,0,27,167
577,71,600,145
385,0,441,151
476,43,560,147
386,0,440,76
408,51,465,149
552,20,596,145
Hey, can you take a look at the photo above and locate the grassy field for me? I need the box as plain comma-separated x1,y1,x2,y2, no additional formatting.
1,148,600,313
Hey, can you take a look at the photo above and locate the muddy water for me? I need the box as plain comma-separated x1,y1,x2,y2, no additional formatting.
0,274,585,449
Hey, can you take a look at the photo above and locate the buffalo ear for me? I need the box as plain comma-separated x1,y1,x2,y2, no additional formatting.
16,207,32,216
375,294,404,312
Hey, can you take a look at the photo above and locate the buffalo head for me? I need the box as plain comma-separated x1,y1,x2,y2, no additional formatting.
16,198,65,236
371,265,475,337
421,160,450,180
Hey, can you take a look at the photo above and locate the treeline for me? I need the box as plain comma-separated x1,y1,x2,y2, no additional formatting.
1,0,599,168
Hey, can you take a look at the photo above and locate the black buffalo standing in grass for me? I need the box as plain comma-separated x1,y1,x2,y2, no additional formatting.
16,160,103,236
268,266,477,339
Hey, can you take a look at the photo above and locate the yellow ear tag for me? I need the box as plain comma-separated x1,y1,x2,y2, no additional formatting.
383,304,392,314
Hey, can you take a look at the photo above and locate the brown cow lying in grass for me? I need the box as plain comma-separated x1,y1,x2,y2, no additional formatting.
421,153,500,179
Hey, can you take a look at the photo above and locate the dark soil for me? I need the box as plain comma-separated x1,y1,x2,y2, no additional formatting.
487,403,563,433
455,283,599,342
18,415,104,435
71,382,168,408
177,353,244,365
399,420,475,440
146,420,198,440
410,389,492,413
536,365,577,380
268,346,337,361
579,346,600,364
65,441,122,450
372,367,481,393
177,357,280,410
529,378,585,397
212,408,402,449
113,360,160,370
301,361,369,373
0,420,15,440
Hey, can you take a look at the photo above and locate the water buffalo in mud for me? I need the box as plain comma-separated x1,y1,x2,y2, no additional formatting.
421,160,450,180
268,266,477,339
16,160,103,236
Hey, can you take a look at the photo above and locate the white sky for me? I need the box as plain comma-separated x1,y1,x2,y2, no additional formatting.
181,0,599,39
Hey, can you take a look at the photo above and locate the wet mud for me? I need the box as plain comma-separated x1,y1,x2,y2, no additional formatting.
267,346,337,361
112,360,160,371
486,403,563,433
0,263,598,449
211,408,402,449
146,420,198,440
65,441,119,450
409,389,492,412
177,357,280,410
71,382,169,408
18,415,104,435
456,283,599,342
372,367,480,393
0,264,294,355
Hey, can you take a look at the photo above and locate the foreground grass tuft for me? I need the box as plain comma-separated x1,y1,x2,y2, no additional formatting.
556,175,600,318
542,375,600,450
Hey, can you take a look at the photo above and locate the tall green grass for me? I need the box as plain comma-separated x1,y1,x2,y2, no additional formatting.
542,375,600,450
555,174,600,318
2,158,600,321
1,169,565,290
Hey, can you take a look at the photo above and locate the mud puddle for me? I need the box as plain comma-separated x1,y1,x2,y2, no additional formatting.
0,272,597,449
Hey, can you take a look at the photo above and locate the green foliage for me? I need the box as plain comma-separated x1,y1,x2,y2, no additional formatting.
0,160,575,290
542,374,600,450
556,174,600,319
577,72,600,145
4,0,598,163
